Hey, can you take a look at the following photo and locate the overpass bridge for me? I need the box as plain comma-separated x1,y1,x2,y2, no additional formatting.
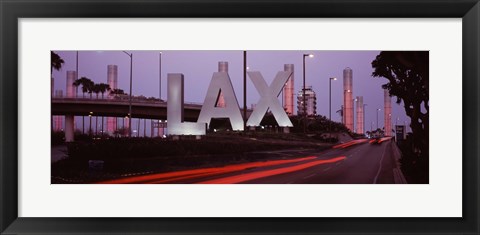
52,97,205,122
52,97,253,141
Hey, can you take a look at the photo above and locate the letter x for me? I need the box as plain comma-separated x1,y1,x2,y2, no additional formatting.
247,71,293,127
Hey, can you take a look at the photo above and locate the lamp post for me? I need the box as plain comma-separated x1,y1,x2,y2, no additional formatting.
76,51,85,134
363,104,367,135
123,51,133,137
329,77,336,120
243,50,247,131
159,52,162,100
89,112,93,137
388,113,392,135
353,98,357,132
302,53,314,133
376,108,381,130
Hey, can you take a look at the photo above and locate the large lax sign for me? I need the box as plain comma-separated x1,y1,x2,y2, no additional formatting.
167,62,293,136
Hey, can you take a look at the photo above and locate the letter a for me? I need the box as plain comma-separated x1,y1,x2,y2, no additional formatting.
197,63,244,131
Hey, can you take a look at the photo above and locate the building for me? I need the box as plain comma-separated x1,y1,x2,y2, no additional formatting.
215,62,228,107
106,65,118,134
297,86,317,116
283,64,294,115
65,71,77,142
384,89,392,136
53,90,63,131
356,96,364,134
343,67,354,131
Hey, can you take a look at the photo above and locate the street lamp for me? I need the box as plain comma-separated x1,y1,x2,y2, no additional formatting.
353,98,358,132
376,108,381,130
88,112,93,137
159,52,162,100
302,53,314,133
329,77,337,120
123,51,133,137
363,104,367,134
243,51,247,131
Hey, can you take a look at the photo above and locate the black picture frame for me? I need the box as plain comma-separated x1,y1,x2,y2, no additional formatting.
1,0,478,234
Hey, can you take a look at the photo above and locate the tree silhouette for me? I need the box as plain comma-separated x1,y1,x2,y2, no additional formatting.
110,88,125,97
50,51,64,76
50,51,64,132
98,83,111,99
73,77,94,98
92,84,101,99
372,51,429,160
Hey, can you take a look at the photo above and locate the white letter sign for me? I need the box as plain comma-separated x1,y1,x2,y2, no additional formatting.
167,73,206,135
247,71,293,127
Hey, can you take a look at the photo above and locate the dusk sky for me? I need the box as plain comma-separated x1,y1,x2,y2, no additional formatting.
52,50,410,131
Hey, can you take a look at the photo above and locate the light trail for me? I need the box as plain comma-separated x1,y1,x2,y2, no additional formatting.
332,139,369,149
198,156,346,184
97,156,317,184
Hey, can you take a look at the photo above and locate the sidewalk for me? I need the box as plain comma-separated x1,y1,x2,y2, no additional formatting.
390,141,408,184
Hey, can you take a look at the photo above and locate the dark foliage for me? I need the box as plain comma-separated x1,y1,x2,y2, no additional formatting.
398,133,429,183
372,51,429,183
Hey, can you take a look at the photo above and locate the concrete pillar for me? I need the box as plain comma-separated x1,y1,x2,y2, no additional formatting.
283,64,294,115
150,120,154,137
107,65,118,135
356,96,364,134
65,116,74,142
343,67,354,131
384,89,392,136
65,71,76,142
53,90,63,132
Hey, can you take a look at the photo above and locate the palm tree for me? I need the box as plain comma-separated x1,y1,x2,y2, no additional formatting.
90,84,102,135
87,80,94,98
73,77,94,134
51,51,64,77
110,88,125,98
51,51,64,132
73,77,94,98
92,84,101,99
96,83,111,135
98,83,111,99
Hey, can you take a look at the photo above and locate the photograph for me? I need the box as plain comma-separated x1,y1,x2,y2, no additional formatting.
51,50,428,184
2,0,479,233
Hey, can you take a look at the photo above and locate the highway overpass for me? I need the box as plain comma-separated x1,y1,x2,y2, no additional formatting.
52,97,253,126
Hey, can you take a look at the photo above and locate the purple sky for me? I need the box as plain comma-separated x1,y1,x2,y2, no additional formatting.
52,50,410,132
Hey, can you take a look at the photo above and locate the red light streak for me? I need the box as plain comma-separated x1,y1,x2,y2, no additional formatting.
377,137,392,144
332,139,368,149
198,156,346,184
97,156,317,184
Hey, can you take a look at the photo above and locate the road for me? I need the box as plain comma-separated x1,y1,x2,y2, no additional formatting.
99,138,404,184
